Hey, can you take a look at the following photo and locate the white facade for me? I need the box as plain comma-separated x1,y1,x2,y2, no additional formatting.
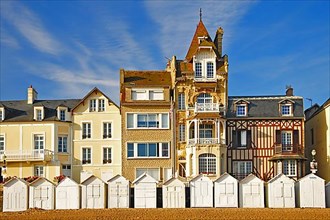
214,173,238,208
190,174,213,208
132,173,158,208
56,177,80,209
29,177,55,210
81,175,107,209
239,174,265,208
267,173,295,208
107,175,130,208
3,177,29,212
295,173,325,208
326,182,330,208
162,177,186,208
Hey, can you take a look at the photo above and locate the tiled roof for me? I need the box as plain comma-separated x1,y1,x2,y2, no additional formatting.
0,99,80,122
227,96,304,118
122,70,171,86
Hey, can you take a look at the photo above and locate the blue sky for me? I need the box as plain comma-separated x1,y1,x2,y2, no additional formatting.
1,1,329,108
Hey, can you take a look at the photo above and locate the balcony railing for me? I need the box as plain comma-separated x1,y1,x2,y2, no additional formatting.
194,103,226,115
0,149,54,162
274,144,302,154
188,138,225,145
194,77,217,82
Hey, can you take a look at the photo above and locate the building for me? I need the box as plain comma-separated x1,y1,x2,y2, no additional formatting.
71,87,121,183
0,86,79,180
167,17,228,179
120,70,173,183
226,88,306,181
304,98,330,182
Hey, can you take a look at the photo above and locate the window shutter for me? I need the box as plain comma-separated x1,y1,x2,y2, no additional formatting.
232,130,237,147
293,130,299,146
237,131,241,147
247,130,252,148
276,130,281,144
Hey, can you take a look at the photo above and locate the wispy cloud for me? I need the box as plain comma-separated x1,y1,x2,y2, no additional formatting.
1,1,61,55
0,27,20,49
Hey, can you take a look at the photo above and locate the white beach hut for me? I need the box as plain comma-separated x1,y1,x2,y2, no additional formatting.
107,175,130,208
56,177,80,209
81,175,107,209
190,174,213,208
162,177,186,208
295,173,325,208
267,173,295,208
29,177,55,210
3,177,29,212
132,173,158,208
239,174,265,208
214,172,238,208
326,182,330,208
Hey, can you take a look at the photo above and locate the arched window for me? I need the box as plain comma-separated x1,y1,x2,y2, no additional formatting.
197,93,212,104
199,153,216,174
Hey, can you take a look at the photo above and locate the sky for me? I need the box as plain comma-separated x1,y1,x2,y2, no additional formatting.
0,1,329,108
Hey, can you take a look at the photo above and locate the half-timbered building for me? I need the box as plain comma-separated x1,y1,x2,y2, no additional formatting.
226,88,305,181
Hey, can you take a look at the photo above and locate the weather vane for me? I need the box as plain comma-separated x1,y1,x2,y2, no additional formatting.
200,8,202,21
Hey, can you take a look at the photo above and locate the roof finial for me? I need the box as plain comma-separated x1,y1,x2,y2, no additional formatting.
200,8,202,21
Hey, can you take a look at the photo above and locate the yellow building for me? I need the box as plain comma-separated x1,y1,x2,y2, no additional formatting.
71,87,121,183
305,98,330,182
0,86,80,181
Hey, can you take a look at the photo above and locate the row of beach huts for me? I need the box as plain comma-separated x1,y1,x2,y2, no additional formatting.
3,172,330,212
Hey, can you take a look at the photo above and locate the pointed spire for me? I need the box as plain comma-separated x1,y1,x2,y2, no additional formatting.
200,8,202,21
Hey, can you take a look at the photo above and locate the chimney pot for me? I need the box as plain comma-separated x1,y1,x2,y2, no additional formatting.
286,87,293,96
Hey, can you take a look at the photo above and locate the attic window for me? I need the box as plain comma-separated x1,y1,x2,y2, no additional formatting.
281,104,292,116
0,108,4,121
236,104,247,117
34,107,44,121
57,107,67,121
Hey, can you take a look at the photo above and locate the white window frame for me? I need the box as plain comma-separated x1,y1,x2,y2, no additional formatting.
102,122,112,139
126,113,169,129
0,134,5,151
131,89,164,101
149,90,164,100
178,93,185,110
34,107,44,121
238,130,247,148
281,104,292,116
82,147,92,165
82,122,92,139
57,107,67,121
281,131,292,151
34,165,44,177
34,134,44,150
193,53,216,81
199,153,216,175
98,99,105,112
102,147,112,164
179,124,185,142
89,99,97,112
195,62,202,78
58,136,68,153
236,104,247,117
127,142,170,158
136,168,160,180
0,107,4,121
283,160,296,176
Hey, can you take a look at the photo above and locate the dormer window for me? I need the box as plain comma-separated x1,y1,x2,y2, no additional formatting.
236,104,246,116
193,51,216,81
206,62,214,78
34,107,44,121
57,107,68,121
281,104,292,116
60,110,65,121
98,99,105,112
131,89,164,101
195,63,202,78
89,99,97,112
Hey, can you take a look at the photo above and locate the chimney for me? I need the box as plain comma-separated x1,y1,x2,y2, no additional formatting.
214,27,224,57
286,86,293,96
27,85,38,104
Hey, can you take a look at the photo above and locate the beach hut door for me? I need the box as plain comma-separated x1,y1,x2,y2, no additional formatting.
87,184,101,208
219,182,235,206
110,182,129,208
166,186,182,208
195,181,210,207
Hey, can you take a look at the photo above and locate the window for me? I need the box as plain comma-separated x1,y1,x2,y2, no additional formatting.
178,93,185,110
179,124,185,142
127,142,170,158
197,93,212,104
195,62,202,78
132,89,164,101
199,124,213,139
34,135,44,150
60,110,66,121
82,148,91,164
149,90,164,100
0,109,3,120
98,99,105,111
207,62,214,78
103,122,112,139
127,113,169,129
233,161,252,180
0,135,4,151
36,109,43,121
283,160,296,176
199,153,216,174
89,99,96,112
281,131,292,150
281,104,292,116
34,166,44,177
136,168,159,180
232,130,250,148
82,123,91,139
58,136,68,153
236,105,246,116
103,147,112,164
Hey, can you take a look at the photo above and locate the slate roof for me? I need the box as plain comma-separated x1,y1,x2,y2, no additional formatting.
122,70,171,87
0,99,80,122
227,95,304,118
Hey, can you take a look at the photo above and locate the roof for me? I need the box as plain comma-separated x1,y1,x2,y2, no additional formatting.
240,173,264,184
57,176,79,186
132,173,158,184
0,99,80,122
107,174,129,183
214,172,238,183
163,177,185,186
269,154,307,161
3,177,29,186
268,173,295,184
305,98,330,121
297,173,325,182
29,177,56,186
190,174,212,183
122,70,171,87
80,175,105,185
227,95,304,118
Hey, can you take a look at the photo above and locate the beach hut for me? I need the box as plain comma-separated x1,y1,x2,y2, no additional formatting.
81,175,107,209
214,173,238,208
3,177,29,212
295,173,325,208
267,173,295,208
29,177,55,210
107,175,130,208
132,173,158,208
56,177,80,209
162,177,186,208
326,182,330,208
190,174,213,208
239,174,264,208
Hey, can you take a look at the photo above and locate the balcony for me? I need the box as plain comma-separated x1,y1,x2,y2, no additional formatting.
194,103,226,114
189,138,225,145
194,77,217,82
0,149,54,162
274,144,302,155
